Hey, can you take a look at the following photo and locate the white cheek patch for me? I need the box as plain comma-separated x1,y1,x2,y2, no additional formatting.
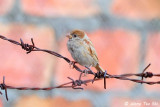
83,34,89,40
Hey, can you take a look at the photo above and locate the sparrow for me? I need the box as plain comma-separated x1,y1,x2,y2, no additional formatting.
66,29,105,73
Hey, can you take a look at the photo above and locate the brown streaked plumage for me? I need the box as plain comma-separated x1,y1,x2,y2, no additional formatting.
83,39,98,61
67,29,105,73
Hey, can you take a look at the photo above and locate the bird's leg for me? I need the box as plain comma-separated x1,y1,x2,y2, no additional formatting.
85,66,95,74
69,61,77,69
83,66,93,76
83,69,88,76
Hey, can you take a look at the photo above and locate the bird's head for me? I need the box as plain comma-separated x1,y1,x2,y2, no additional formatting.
66,29,87,41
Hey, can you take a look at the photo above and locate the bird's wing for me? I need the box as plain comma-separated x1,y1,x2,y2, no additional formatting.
83,39,99,62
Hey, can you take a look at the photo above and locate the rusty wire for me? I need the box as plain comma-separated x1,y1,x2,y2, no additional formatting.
0,35,160,101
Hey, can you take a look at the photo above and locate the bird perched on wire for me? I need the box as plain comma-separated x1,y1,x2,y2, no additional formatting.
66,29,105,73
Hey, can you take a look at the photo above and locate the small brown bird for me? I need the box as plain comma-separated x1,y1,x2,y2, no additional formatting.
66,29,105,73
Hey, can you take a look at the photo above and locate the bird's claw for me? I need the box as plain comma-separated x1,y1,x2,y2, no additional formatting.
69,61,77,69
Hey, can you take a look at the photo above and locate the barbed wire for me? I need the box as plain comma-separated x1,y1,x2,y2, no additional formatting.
0,35,159,101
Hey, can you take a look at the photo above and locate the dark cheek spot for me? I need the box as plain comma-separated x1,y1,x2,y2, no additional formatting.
70,47,74,52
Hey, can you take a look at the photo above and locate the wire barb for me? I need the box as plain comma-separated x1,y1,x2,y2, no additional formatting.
0,76,8,101
20,38,35,54
104,70,107,89
67,77,83,90
141,63,151,84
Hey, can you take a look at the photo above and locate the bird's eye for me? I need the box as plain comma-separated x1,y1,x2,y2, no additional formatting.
73,34,77,38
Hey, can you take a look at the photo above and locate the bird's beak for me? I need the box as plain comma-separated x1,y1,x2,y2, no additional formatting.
66,34,72,39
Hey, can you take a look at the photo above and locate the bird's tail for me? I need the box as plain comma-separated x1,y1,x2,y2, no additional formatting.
95,64,105,72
